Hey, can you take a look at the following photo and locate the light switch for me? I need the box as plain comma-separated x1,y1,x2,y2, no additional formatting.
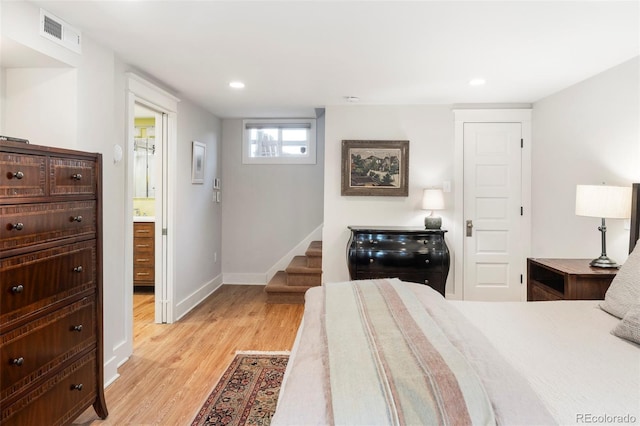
443,180,451,193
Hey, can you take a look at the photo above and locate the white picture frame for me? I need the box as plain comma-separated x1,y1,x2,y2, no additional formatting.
191,141,206,184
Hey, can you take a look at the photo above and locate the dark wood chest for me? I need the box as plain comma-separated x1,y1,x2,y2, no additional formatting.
0,141,108,424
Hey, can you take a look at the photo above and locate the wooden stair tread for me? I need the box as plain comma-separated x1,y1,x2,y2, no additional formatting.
264,271,309,292
305,241,322,257
265,271,315,304
286,256,321,274
264,241,322,304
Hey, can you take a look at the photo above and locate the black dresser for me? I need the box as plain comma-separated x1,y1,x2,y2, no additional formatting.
347,226,450,296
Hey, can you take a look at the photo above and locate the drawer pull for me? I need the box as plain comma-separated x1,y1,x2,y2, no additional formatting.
8,222,24,231
424,280,430,284
137,258,150,262
424,259,430,264
136,230,151,234
369,258,374,263
71,324,84,332
73,266,84,273
71,215,83,223
136,244,150,248
10,171,24,180
11,357,24,366
71,383,84,391
11,284,24,294
137,272,151,276
72,173,83,181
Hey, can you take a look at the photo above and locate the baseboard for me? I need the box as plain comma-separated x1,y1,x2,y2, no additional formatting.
104,338,130,388
102,354,120,388
266,224,323,282
222,273,267,285
174,274,224,321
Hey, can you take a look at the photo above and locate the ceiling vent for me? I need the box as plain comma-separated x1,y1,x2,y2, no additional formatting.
39,9,82,54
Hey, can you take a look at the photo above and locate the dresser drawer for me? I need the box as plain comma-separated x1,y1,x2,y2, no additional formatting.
134,252,154,267
134,222,154,238
1,351,97,426
134,266,155,282
49,157,97,196
353,250,442,271
1,297,96,400
355,232,441,251
0,201,96,253
134,237,154,256
1,241,96,328
0,153,47,199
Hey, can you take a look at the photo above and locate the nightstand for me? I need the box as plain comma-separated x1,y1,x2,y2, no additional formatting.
527,258,618,301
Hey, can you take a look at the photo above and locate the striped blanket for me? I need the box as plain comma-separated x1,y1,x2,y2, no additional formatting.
323,279,496,426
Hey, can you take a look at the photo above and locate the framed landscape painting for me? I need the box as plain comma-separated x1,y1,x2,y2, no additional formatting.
341,140,409,196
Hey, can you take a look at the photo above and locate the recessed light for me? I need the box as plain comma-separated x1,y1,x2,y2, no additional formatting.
229,81,245,89
469,78,486,86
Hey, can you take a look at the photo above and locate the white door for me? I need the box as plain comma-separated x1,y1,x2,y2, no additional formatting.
463,122,524,301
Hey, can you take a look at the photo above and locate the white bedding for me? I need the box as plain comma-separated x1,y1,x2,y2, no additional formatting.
450,300,640,425
274,283,640,425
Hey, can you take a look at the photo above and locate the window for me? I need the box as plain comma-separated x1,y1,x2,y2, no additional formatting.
242,118,316,164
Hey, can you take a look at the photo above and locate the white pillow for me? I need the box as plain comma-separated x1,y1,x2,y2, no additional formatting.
600,242,640,319
611,304,640,345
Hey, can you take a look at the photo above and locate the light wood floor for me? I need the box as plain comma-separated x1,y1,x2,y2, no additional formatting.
74,285,304,425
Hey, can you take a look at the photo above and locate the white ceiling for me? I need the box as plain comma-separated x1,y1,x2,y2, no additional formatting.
25,1,640,118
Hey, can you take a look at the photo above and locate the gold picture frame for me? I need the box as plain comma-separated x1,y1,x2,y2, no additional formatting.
341,140,409,196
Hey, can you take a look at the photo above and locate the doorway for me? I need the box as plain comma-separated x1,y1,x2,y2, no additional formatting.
462,122,523,301
132,103,163,328
452,109,532,301
125,72,179,360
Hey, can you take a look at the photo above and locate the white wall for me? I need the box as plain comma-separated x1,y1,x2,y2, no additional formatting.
3,67,77,146
532,57,640,263
221,115,325,283
174,100,223,315
322,106,455,290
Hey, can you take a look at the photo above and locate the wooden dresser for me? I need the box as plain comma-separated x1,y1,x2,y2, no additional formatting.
133,222,155,287
347,226,450,296
0,141,108,424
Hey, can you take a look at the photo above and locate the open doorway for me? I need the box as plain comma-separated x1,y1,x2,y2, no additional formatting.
132,103,160,329
122,72,178,361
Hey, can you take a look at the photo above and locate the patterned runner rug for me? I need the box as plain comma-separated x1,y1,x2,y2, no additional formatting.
191,352,289,426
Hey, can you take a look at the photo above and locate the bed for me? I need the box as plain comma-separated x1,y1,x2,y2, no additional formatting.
272,183,640,425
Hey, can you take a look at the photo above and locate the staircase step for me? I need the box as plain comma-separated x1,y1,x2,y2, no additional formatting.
306,241,322,268
264,271,314,304
286,256,322,287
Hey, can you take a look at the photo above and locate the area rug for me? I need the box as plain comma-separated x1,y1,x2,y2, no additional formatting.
191,352,289,426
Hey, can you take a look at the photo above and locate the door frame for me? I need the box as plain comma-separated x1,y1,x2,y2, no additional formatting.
452,108,532,301
124,73,179,350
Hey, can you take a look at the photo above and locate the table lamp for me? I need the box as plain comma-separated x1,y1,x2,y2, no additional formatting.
575,184,631,268
422,188,445,229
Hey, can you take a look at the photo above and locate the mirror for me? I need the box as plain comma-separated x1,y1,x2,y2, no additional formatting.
133,104,157,217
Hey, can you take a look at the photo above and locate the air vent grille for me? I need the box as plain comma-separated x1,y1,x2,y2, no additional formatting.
43,15,63,40
39,9,82,54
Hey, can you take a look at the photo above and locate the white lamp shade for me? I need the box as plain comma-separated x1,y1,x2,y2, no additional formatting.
422,188,445,210
575,185,631,219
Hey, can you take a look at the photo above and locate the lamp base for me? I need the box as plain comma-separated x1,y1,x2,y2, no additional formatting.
424,216,442,230
589,255,620,269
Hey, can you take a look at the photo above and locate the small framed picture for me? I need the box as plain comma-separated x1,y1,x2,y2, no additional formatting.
192,141,206,184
